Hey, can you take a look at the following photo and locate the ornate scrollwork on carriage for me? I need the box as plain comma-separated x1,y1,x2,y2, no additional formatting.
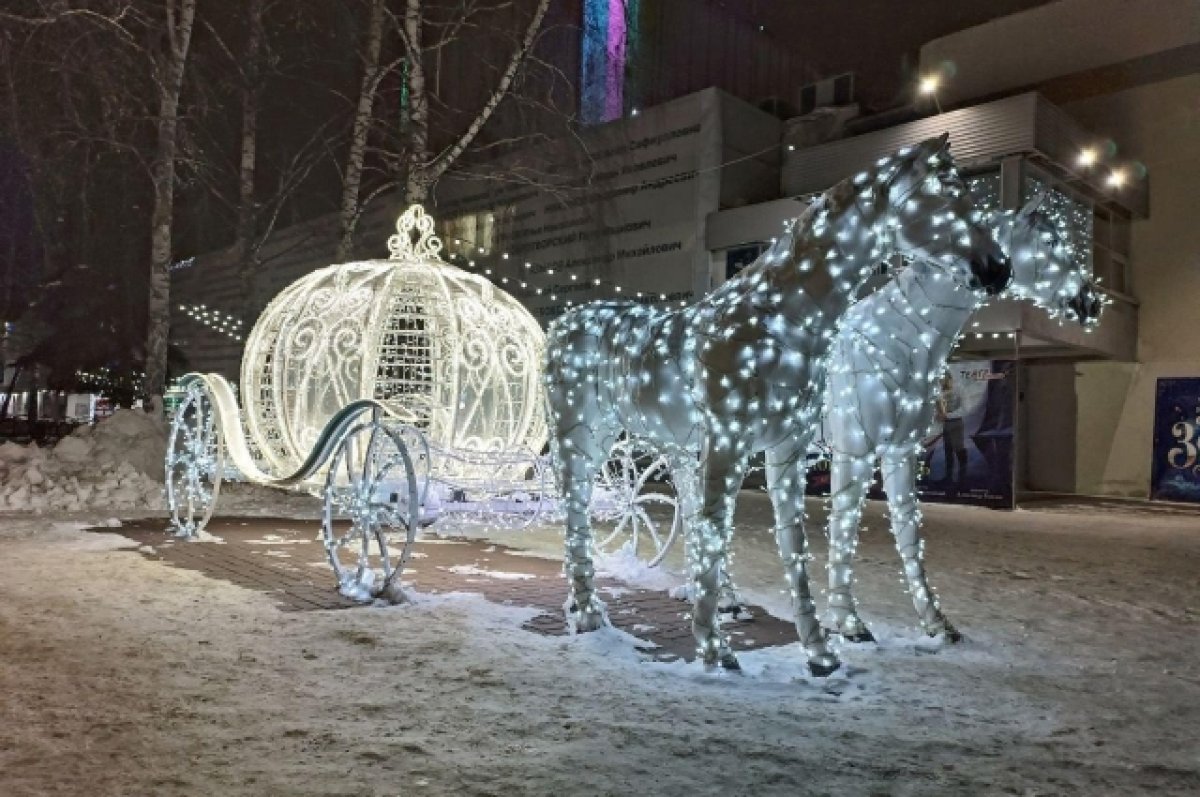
167,205,680,603
238,205,548,481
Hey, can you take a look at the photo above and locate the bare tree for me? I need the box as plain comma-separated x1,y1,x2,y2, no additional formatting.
333,0,557,255
401,0,551,204
335,0,388,261
143,0,198,406
231,0,265,315
1,0,574,405
0,2,160,404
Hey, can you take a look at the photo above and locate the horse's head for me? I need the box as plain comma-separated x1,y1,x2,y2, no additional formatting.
995,193,1104,327
879,134,1011,296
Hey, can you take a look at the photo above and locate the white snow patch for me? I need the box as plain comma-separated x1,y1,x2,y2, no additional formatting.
245,535,310,546
0,409,167,514
593,541,683,592
441,564,536,580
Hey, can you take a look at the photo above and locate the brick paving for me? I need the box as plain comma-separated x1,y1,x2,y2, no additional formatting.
101,516,798,663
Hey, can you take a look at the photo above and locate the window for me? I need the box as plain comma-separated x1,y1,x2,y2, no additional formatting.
442,211,498,258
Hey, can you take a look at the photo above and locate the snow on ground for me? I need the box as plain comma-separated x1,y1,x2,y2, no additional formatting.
1,494,1199,795
0,410,167,513
0,410,325,520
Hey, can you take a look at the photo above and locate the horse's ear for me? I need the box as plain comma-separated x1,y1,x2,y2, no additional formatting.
1018,188,1048,219
915,132,952,164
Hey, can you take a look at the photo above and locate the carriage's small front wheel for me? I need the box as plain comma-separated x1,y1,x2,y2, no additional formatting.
322,420,420,602
166,380,225,537
593,441,681,567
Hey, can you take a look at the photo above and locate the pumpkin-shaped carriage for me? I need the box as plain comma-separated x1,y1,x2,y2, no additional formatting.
166,206,680,600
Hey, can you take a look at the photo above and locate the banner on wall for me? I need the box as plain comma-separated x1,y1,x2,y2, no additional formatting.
1150,377,1200,503
918,360,1016,509
433,91,722,322
806,360,1017,509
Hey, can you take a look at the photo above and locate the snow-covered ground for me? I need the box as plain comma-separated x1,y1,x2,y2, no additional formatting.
1,488,1198,796
0,410,319,518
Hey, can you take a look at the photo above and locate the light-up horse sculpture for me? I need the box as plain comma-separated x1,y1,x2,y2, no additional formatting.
822,196,1104,643
544,134,1012,676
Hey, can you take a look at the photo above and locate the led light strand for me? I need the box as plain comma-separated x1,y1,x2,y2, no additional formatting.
178,302,244,341
544,135,1009,676
821,194,1104,643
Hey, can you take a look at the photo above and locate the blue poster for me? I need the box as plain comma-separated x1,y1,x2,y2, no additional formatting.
1150,378,1200,503
805,360,1016,508
917,359,1016,508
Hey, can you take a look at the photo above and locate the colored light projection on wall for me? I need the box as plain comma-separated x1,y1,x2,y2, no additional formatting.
581,0,637,124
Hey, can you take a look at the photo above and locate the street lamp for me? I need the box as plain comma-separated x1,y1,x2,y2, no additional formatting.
919,74,942,114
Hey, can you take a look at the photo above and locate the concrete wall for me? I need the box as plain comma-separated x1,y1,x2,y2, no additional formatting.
919,0,1200,107
1022,361,1078,492
1061,74,1200,496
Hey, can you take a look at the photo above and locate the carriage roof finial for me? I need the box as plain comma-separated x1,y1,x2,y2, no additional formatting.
388,204,444,261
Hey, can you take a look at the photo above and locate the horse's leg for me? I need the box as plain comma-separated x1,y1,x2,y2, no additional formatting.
826,450,876,642
766,439,840,677
556,422,619,633
667,453,700,601
879,450,961,641
716,463,747,617
689,444,745,670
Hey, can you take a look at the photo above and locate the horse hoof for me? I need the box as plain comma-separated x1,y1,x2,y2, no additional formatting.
840,627,875,644
808,655,841,678
925,617,963,643
718,603,749,620
565,598,607,633
573,611,606,633
702,651,742,672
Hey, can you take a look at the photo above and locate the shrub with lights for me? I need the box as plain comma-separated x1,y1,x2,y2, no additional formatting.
544,134,1012,676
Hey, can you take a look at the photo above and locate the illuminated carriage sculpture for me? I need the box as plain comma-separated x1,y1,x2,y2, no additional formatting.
166,206,680,600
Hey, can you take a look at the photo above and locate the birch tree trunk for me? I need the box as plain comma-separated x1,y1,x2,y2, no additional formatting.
335,0,386,262
143,0,197,406
402,0,428,204
403,0,551,204
233,0,265,321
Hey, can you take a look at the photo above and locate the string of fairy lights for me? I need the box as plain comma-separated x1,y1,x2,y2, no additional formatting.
821,197,1101,643
74,366,145,391
172,142,1116,354
177,302,245,341
542,135,1012,675
444,246,691,311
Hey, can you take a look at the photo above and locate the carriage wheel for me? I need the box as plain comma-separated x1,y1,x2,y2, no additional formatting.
321,421,420,602
594,441,681,567
166,381,225,537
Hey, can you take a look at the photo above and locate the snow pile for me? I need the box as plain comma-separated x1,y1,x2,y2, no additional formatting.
594,540,683,591
0,409,168,513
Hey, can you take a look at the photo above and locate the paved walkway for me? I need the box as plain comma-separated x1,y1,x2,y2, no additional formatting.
102,517,799,663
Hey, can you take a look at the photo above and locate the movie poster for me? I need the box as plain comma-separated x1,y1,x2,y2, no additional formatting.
917,360,1016,508
806,359,1016,509
1150,377,1200,503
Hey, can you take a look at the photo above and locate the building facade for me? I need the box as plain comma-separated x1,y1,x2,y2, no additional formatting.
916,0,1199,499
172,0,1199,502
